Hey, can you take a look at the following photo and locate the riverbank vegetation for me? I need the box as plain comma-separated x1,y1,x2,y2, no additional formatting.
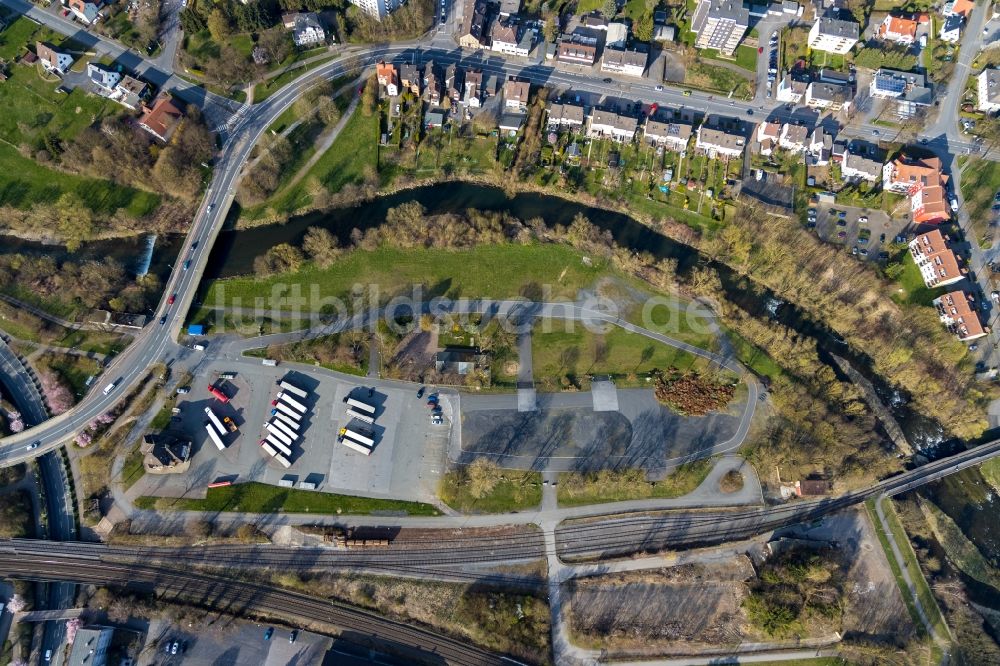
439,460,542,514
557,459,713,506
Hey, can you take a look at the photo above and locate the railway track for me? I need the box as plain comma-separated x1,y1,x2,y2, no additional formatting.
0,554,516,666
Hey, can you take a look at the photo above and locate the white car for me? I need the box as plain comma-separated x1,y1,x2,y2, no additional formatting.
950,198,959,212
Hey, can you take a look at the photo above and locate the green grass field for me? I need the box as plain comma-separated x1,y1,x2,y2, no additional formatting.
958,156,1000,248
0,19,161,215
890,253,939,307
255,53,341,102
532,324,709,386
205,242,611,308
134,482,440,515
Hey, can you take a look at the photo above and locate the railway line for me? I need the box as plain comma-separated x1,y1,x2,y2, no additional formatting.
0,552,517,666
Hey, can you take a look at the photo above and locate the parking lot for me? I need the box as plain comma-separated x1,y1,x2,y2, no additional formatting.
131,358,450,504
811,202,902,262
141,619,331,666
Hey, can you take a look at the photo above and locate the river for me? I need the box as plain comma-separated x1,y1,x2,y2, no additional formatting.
0,232,184,281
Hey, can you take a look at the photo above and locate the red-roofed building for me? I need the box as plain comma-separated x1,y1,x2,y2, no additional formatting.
946,0,975,18
375,60,398,97
934,291,987,341
138,94,184,142
882,154,951,224
877,15,919,44
909,230,964,288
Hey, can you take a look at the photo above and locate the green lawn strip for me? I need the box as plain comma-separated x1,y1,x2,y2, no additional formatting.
889,252,940,307
205,242,610,308
135,482,440,515
957,156,1000,249
557,459,713,507
878,497,950,641
44,353,100,397
438,470,542,513
532,324,709,387
865,499,928,637
120,441,146,491
724,329,784,380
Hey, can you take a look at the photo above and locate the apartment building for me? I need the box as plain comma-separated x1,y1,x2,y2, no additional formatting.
883,154,951,224
909,229,964,288
349,0,403,20
600,49,647,77
934,291,986,341
807,15,859,55
690,0,749,56
978,68,1000,113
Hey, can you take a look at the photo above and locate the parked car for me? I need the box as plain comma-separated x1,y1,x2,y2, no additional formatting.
289,630,298,644
264,628,274,641
858,215,868,223
837,231,846,238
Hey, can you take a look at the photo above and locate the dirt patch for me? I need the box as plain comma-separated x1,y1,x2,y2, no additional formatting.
719,470,744,493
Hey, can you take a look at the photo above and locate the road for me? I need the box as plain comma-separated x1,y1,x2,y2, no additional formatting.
0,549,513,666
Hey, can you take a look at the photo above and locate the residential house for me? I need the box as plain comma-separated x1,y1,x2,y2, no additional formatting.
796,479,832,496
755,121,780,156
944,0,975,18
86,62,121,95
556,38,598,66
909,229,964,288
35,42,73,75
547,101,585,130
934,291,986,341
503,78,530,110
978,68,1000,113
425,109,446,129
108,75,148,110
807,15,859,55
376,60,399,97
423,61,441,105
67,626,114,666
695,123,745,159
587,109,638,143
463,69,483,107
138,94,184,142
870,68,932,118
400,62,420,95
490,20,521,55
840,150,882,182
283,12,326,46
883,154,951,224
605,22,629,48
654,24,676,42
817,68,852,86
776,74,807,103
459,0,490,49
600,48,647,77
806,127,833,165
644,119,693,151
877,14,919,44
444,64,462,105
68,0,101,24
141,434,192,474
690,0,749,56
778,123,808,153
804,81,851,111
435,347,483,375
497,0,520,16
499,112,526,133
939,13,963,43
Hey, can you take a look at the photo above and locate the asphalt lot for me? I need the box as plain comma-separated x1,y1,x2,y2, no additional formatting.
812,202,901,262
458,387,744,472
142,618,330,666
132,358,448,503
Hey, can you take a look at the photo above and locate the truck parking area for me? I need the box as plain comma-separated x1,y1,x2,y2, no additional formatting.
136,359,449,504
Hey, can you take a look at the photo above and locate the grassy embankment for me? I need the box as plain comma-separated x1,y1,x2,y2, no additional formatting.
134,482,441,516
557,458,714,506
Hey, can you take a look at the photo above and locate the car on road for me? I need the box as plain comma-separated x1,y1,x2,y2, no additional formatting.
44,650,51,662
183,260,191,270
264,628,274,641
758,46,764,53
683,90,691,96
102,381,118,396
207,203,215,213
160,315,167,325
602,77,612,83
872,129,880,136
168,293,176,305
27,442,39,450
654,84,663,91
290,630,298,644
417,386,425,398
746,109,753,116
